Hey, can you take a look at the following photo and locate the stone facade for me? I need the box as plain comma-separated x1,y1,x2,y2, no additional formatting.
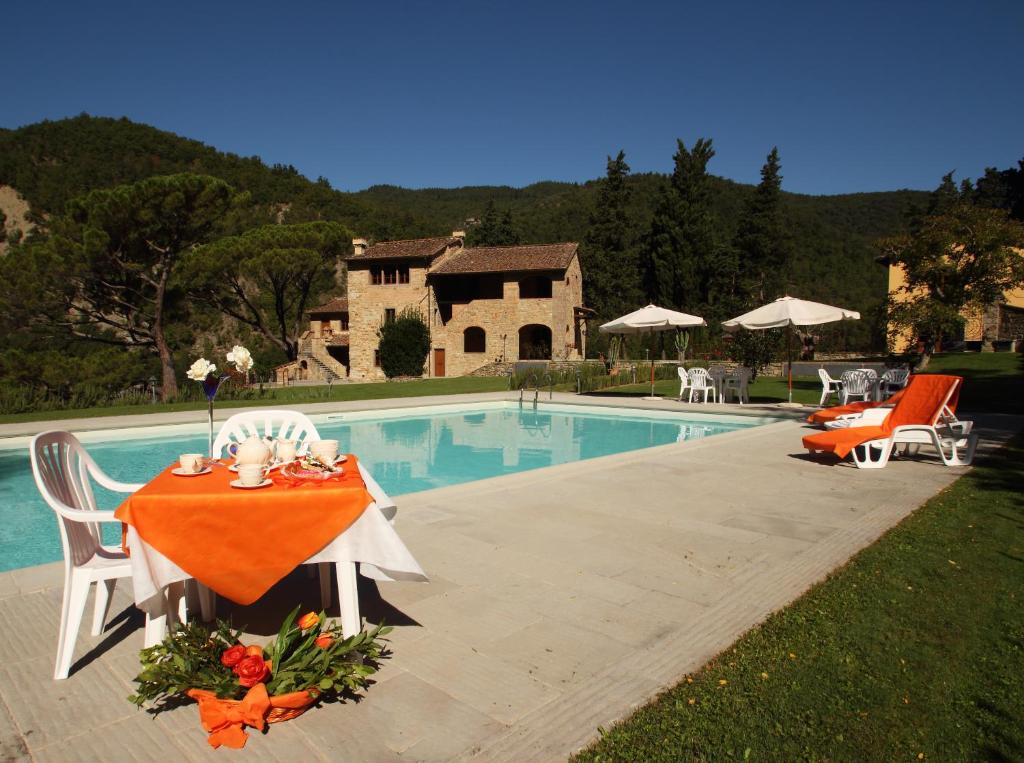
346,235,585,380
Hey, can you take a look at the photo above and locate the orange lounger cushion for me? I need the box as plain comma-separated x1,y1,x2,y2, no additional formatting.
803,426,889,459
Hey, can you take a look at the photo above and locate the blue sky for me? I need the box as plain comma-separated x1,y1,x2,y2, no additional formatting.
3,0,1022,195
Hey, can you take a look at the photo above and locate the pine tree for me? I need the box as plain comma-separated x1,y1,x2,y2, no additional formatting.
733,147,792,302
639,138,717,312
581,151,640,318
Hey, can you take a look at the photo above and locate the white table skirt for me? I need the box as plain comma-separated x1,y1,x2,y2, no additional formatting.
125,462,428,616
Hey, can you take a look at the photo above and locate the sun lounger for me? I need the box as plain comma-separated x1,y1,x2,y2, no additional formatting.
802,375,977,469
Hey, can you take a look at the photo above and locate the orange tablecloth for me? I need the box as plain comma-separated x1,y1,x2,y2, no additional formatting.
115,456,372,605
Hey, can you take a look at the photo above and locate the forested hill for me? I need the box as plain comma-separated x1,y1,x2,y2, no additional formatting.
0,114,929,347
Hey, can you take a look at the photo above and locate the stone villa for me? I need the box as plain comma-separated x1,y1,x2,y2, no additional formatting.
346,232,587,379
276,232,588,383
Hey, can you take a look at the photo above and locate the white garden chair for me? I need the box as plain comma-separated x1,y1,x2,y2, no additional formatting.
29,431,173,679
817,368,843,406
687,368,717,404
879,368,910,397
722,367,751,404
212,409,322,459
840,370,872,405
676,367,689,401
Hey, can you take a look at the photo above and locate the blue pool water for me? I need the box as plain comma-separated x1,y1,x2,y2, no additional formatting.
0,404,766,571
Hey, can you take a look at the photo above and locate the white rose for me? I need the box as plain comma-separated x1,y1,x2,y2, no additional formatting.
227,345,253,374
186,358,216,381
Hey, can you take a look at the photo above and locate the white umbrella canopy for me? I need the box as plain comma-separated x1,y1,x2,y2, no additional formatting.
721,296,861,404
599,304,707,334
599,304,706,400
721,296,860,331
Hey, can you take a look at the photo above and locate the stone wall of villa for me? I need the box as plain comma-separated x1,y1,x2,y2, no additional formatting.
346,262,432,381
428,256,584,378
347,253,584,380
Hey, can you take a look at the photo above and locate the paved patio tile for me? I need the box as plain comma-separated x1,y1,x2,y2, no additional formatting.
0,693,29,762
721,512,843,543
9,562,62,594
0,571,18,600
1,655,135,750
489,618,634,687
31,713,196,763
398,634,559,724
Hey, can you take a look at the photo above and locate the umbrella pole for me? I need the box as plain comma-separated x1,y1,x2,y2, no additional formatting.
787,325,793,403
650,359,655,397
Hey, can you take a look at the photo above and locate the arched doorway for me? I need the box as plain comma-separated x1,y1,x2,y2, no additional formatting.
518,324,552,360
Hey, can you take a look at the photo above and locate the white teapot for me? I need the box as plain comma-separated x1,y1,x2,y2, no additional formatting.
232,435,273,466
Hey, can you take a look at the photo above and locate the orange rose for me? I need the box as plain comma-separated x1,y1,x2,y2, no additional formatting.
314,634,333,649
220,644,246,668
297,612,319,630
233,654,270,687
244,645,264,658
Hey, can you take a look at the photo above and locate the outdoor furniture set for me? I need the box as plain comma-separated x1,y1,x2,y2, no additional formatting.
678,366,751,404
29,410,426,681
817,367,910,406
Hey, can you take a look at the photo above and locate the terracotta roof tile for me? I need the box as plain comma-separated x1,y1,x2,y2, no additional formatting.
349,236,457,262
308,297,348,316
431,243,578,275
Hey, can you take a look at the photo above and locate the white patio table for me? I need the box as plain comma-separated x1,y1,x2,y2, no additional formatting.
120,461,427,646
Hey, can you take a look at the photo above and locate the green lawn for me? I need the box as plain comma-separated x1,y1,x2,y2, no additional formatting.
0,376,509,425
573,434,1024,762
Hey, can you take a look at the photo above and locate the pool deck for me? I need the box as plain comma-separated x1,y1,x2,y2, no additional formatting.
0,393,1020,762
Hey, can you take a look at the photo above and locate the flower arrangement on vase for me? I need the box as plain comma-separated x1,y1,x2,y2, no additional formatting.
186,345,254,458
129,605,391,749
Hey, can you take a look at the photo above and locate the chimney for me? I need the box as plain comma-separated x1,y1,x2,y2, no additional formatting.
352,237,368,256
451,230,466,241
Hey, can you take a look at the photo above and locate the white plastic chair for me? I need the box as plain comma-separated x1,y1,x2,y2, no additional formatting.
722,367,751,404
29,431,150,679
687,368,717,404
212,409,322,459
840,370,872,405
817,368,843,406
879,368,910,396
676,367,689,401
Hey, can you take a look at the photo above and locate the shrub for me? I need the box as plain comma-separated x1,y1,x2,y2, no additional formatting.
378,308,430,378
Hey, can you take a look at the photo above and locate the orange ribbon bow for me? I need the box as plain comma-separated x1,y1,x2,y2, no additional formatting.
187,684,271,749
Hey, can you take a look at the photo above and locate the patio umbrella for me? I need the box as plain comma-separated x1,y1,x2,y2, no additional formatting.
722,296,860,404
600,304,706,399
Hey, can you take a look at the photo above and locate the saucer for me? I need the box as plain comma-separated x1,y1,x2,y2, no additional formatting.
172,467,212,477
230,478,273,489
229,462,277,473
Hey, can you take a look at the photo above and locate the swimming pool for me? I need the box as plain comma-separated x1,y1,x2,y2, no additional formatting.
0,402,775,571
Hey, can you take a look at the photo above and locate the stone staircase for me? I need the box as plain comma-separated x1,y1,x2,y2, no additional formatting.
298,333,348,383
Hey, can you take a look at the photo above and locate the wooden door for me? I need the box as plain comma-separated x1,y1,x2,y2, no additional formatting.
434,348,446,377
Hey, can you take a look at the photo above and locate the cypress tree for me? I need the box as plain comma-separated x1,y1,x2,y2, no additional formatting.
640,138,716,312
581,150,640,319
734,147,792,302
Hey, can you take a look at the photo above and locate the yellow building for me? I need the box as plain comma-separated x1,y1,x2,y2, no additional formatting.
887,262,1024,352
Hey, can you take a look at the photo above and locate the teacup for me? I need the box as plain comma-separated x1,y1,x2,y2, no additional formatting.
275,439,297,463
179,453,206,473
308,439,338,463
237,464,266,487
